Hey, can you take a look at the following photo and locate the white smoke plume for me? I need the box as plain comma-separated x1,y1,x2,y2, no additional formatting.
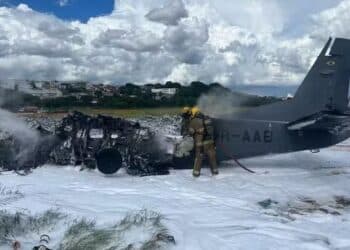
0,93,40,166
0,109,38,143
197,87,249,118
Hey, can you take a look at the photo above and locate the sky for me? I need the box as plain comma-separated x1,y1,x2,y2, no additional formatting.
0,0,114,22
0,0,349,90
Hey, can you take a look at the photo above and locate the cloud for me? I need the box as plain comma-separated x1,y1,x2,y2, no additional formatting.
0,31,9,57
0,55,66,80
311,0,350,40
58,0,69,7
14,39,74,58
164,18,209,64
145,0,188,26
0,0,348,87
93,29,162,52
37,20,83,44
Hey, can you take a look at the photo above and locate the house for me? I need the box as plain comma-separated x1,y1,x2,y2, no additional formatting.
151,88,178,100
58,83,71,90
27,88,63,99
18,106,40,113
58,81,87,92
72,92,89,100
102,85,118,97
151,88,177,95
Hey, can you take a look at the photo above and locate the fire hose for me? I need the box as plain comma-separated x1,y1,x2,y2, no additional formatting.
232,158,256,174
218,144,256,174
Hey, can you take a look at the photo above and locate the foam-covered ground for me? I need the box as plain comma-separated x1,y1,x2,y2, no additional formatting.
1,141,350,249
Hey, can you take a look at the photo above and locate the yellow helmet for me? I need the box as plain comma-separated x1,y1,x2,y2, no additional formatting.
191,106,200,117
182,106,191,114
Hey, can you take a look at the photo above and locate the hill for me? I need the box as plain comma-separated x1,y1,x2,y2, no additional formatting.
0,81,281,111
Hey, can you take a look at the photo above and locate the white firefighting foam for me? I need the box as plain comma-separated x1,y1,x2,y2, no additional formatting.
1,140,350,249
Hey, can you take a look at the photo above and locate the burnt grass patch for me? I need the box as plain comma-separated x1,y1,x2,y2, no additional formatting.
59,209,175,250
0,184,24,206
0,209,65,245
0,209,175,250
258,195,350,221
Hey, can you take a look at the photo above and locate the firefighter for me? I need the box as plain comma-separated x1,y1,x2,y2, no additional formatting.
188,107,219,177
32,234,52,250
180,107,192,136
12,241,21,250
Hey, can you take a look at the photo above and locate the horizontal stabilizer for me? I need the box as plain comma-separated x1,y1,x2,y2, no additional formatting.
287,111,350,132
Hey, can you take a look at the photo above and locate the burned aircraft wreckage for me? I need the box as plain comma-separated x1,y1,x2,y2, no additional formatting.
0,111,194,176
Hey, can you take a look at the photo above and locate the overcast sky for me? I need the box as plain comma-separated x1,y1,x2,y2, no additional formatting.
0,0,349,88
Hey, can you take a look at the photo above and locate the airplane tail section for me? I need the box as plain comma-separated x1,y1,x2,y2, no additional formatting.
293,37,350,114
231,37,350,124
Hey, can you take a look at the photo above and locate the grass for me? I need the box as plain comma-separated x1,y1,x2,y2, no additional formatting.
19,106,249,119
0,184,24,206
20,107,182,119
0,209,175,249
59,209,175,250
74,107,182,118
0,209,65,245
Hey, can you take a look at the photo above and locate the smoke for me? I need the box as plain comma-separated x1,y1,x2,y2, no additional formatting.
197,87,250,118
0,87,25,110
0,88,40,166
0,109,40,165
0,109,38,143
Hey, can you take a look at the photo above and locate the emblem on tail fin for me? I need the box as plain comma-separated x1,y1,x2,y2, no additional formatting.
326,60,336,66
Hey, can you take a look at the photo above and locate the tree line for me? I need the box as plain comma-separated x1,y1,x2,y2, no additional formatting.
0,81,281,111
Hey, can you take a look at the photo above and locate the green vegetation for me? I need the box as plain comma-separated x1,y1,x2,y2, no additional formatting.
0,209,65,245
44,82,278,109
1,81,281,113
59,210,175,250
72,107,182,118
0,208,175,250
0,88,41,110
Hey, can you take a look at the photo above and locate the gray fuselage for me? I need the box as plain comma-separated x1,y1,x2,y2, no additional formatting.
213,117,350,160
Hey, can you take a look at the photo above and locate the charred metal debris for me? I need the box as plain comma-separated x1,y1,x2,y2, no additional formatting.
0,111,180,176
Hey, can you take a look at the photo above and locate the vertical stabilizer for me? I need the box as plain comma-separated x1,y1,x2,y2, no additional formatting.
293,38,350,114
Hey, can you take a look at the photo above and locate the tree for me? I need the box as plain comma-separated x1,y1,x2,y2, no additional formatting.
164,81,181,88
119,83,142,96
